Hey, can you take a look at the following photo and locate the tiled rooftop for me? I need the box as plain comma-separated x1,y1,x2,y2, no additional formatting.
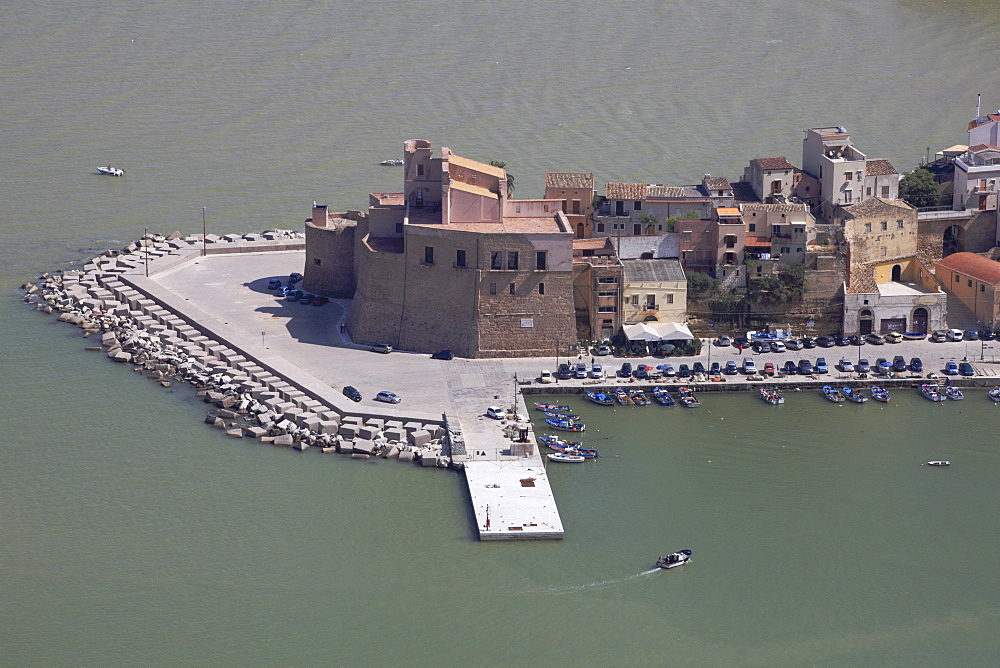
740,202,808,213
753,157,794,171
703,176,731,190
622,258,686,282
605,183,649,200
442,217,566,235
968,113,1000,130
936,252,1000,285
546,172,594,189
842,196,913,218
865,159,897,176
448,154,506,179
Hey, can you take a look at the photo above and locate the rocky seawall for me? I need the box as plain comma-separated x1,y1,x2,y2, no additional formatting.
20,231,454,469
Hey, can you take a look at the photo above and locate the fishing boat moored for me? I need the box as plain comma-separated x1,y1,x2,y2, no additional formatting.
925,460,950,466
534,402,570,412
542,410,582,420
629,389,651,405
759,387,784,405
841,387,868,403
870,386,890,402
547,452,585,463
990,387,1000,402
651,387,675,406
585,391,615,405
944,386,964,400
677,386,701,407
614,387,633,405
920,384,946,402
544,417,585,432
822,385,844,403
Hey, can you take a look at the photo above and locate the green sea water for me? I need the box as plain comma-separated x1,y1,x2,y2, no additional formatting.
3,1,1000,663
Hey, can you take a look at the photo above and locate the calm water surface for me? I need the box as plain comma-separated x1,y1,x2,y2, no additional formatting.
3,1,999,664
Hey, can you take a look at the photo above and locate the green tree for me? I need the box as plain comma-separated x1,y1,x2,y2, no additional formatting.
687,271,719,298
639,213,658,234
898,167,940,208
489,160,515,197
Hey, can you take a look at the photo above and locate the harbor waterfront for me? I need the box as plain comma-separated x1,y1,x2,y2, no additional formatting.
5,0,1000,664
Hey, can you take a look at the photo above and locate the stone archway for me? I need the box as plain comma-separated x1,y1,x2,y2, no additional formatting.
911,307,929,334
891,264,902,281
859,308,874,335
943,225,964,256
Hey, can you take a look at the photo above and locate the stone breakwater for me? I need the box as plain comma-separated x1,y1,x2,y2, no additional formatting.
20,231,454,469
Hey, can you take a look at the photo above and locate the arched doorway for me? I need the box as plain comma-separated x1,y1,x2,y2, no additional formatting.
943,225,964,256
911,307,929,334
859,308,874,335
643,315,659,322
891,264,902,281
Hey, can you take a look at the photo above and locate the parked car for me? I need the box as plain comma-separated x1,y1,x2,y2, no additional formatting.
267,278,282,290
733,336,750,349
959,362,975,376
693,361,706,374
946,329,964,342
595,344,612,356
884,331,903,343
288,272,302,285
833,334,850,346
909,357,923,372
311,295,329,306
678,364,692,378
892,356,907,373
930,331,948,343
865,333,885,345
431,349,454,360
752,341,769,354
557,363,573,379
717,335,733,347
815,357,829,374
724,360,738,375
575,363,588,379
943,361,959,375
980,329,996,341
856,359,871,374
661,364,676,377
875,358,891,375
762,362,776,376
285,289,302,301
371,343,392,354
375,391,401,404
635,366,650,380
539,369,555,383
801,337,817,349
782,360,797,375
848,335,864,346
785,338,802,351
486,406,506,420
964,329,979,341
298,293,314,304
838,359,854,373
589,364,604,379
798,359,814,375
742,358,757,375
710,361,721,375
770,340,786,353
816,336,834,348
342,385,362,402
617,362,632,378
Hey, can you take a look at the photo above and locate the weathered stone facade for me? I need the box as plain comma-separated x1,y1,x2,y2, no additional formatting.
303,205,360,295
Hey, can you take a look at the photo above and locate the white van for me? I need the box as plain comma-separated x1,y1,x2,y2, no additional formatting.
946,329,964,342
486,406,506,420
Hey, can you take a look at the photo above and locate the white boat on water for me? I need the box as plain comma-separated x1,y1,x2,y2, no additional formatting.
656,549,692,569
547,452,585,463
97,166,124,176
925,460,950,467
379,159,404,166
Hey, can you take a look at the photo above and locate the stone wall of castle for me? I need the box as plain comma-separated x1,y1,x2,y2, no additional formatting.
303,209,361,296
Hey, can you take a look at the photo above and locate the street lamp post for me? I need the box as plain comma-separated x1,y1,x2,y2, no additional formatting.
143,227,149,277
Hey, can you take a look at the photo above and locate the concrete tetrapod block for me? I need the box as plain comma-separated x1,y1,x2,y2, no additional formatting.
299,415,322,432
342,416,363,427
404,422,423,434
365,418,385,431
357,426,379,441
384,428,406,442
338,424,359,439
273,434,294,447
318,420,340,435
408,430,431,447
398,450,416,462
353,439,375,455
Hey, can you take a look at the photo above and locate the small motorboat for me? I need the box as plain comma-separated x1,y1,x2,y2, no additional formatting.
759,387,784,405
542,410,582,421
546,441,598,457
651,387,675,406
870,386,890,402
920,384,945,402
534,402,570,412
677,387,701,408
656,549,692,570
990,387,1000,402
547,452,585,463
538,435,581,449
544,417,584,432
629,389,651,405
585,391,615,405
614,387,633,405
944,386,964,401
822,385,844,403
379,159,404,166
97,165,124,176
841,387,868,403
925,460,950,467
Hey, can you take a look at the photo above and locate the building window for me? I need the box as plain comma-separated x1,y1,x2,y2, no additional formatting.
980,284,985,292
725,235,736,249
543,204,549,212
796,247,802,252
456,249,466,268
515,204,521,213
844,191,853,203
781,247,790,254
631,295,639,305
598,306,615,313
538,282,545,295
417,163,424,176
756,265,762,273
395,222,403,234
598,291,616,297
489,282,497,295
634,200,642,211
881,221,887,231
424,246,434,265
508,251,519,270
562,200,568,213
865,222,872,233
666,294,674,304
616,201,625,216
897,220,904,229
572,199,581,214
748,223,756,232
866,187,872,197
844,171,853,181
313,258,322,265
645,294,656,308
509,282,515,295
536,251,547,271
968,279,972,287
597,223,605,233
491,251,502,270
882,185,891,197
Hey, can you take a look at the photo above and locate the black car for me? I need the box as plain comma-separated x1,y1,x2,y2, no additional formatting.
618,362,632,378
833,334,850,346
752,341,769,354
431,349,454,360
801,337,816,349
798,359,813,374
981,329,996,341
816,336,834,348
343,385,362,402
892,356,907,373
693,362,706,374
909,357,923,372
848,335,865,346
558,363,574,379
733,336,750,349
678,364,692,378
783,360,798,375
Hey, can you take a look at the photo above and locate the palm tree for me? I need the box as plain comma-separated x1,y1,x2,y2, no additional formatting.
489,160,515,197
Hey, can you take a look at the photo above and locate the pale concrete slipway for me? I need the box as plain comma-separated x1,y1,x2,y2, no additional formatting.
4,0,1000,664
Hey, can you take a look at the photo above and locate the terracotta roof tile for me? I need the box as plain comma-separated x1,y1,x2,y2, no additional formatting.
936,252,1000,285
605,183,649,200
753,157,794,171
968,113,1000,131
448,154,506,178
646,185,686,198
968,144,1000,153
842,196,913,218
740,202,808,213
704,176,731,190
865,159,897,176
546,173,594,189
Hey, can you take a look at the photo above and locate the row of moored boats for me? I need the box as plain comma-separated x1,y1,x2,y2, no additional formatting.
583,387,701,408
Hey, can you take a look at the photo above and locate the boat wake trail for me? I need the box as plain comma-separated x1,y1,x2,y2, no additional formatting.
522,569,660,595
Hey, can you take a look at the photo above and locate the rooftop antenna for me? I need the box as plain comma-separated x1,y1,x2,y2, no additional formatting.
976,93,981,119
